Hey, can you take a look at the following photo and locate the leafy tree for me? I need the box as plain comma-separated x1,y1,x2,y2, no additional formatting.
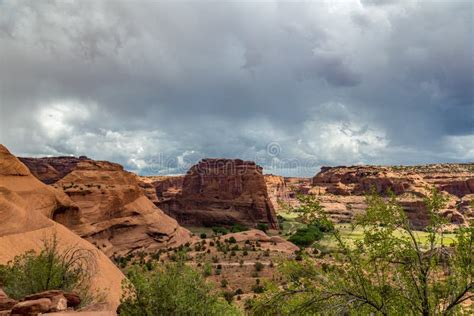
119,259,240,315
0,234,97,304
292,194,325,225
288,224,323,247
253,189,474,315
287,194,334,247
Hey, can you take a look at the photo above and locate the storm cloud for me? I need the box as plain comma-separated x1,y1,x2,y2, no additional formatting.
0,0,472,176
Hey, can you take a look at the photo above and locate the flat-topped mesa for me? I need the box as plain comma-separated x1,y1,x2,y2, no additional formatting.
310,165,473,228
20,156,193,257
312,165,422,196
158,159,278,229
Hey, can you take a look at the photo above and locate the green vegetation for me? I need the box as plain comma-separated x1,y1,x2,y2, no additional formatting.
253,189,474,315
285,195,334,247
288,224,324,247
231,224,249,233
0,235,96,304
256,223,269,232
119,257,240,315
254,261,264,272
212,226,229,235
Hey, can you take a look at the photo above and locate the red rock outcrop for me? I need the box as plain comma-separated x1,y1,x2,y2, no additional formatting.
264,175,312,211
222,229,299,253
156,159,278,229
20,157,193,257
264,164,473,228
0,145,124,310
18,156,88,184
309,165,472,227
138,175,184,204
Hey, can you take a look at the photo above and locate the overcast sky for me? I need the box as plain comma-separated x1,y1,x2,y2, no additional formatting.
0,0,472,176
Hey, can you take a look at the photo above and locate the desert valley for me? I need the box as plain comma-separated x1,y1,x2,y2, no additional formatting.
0,144,472,315
1,1,472,315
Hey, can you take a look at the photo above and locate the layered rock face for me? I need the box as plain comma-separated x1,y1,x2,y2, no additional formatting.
19,156,87,184
0,145,124,310
138,175,184,204
156,159,278,229
20,157,192,257
264,175,312,210
267,164,473,228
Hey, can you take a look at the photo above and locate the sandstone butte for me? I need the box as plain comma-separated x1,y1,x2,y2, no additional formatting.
0,144,124,310
139,158,279,229
19,156,193,258
265,164,474,228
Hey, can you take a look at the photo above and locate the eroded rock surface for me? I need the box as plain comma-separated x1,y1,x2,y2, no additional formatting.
0,145,124,310
153,159,278,229
20,156,193,257
223,229,299,253
267,164,473,228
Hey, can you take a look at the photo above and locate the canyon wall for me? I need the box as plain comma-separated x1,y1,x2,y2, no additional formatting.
20,157,193,257
267,164,473,228
0,145,124,310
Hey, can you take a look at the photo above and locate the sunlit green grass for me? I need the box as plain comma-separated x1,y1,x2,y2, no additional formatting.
278,209,459,250
319,224,458,250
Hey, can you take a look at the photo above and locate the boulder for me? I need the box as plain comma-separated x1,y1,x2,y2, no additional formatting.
0,289,17,311
23,290,75,310
49,295,68,312
63,292,81,308
11,298,51,315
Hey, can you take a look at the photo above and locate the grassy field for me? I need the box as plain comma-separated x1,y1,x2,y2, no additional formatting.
319,224,458,250
278,210,458,250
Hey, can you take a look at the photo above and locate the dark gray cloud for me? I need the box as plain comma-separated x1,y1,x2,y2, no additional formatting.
0,0,472,177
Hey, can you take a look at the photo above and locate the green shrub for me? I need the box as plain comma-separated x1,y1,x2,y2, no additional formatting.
212,227,229,235
222,291,234,303
0,235,96,304
230,224,248,233
288,224,324,247
254,261,264,272
256,223,269,232
200,233,207,239
120,260,239,315
251,279,265,293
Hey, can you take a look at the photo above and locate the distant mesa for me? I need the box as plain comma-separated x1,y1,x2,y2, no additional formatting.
265,164,474,229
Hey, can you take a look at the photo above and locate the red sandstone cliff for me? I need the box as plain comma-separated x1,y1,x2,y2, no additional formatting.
20,157,193,257
266,164,473,228
0,145,124,310
154,159,278,229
